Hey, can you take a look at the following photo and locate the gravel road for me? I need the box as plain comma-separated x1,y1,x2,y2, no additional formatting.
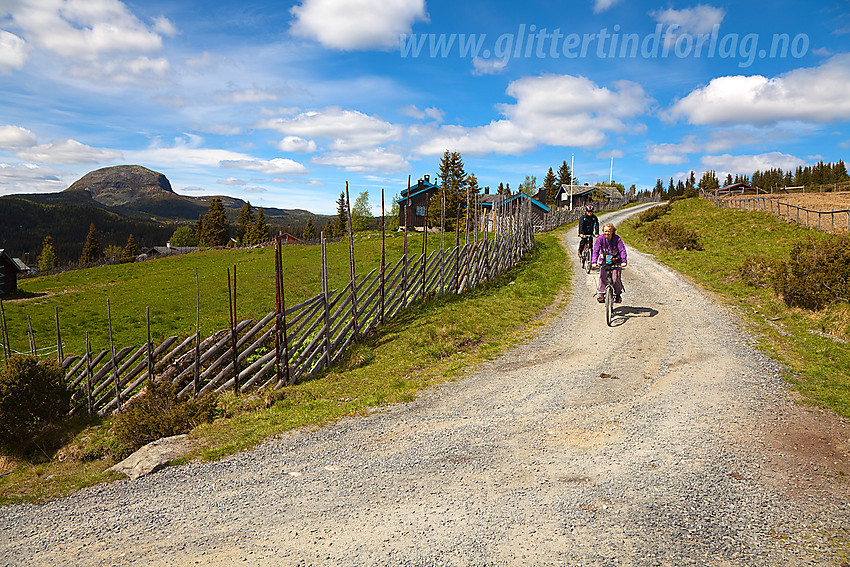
2,204,848,566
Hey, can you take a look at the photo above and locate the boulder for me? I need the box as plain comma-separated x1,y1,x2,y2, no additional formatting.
108,434,192,480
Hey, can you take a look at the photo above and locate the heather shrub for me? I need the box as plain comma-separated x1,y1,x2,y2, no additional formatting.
642,220,703,250
632,204,671,228
0,356,70,455
739,255,780,288
113,379,218,456
773,235,850,310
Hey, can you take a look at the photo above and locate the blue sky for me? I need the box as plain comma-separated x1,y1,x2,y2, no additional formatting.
1,0,849,214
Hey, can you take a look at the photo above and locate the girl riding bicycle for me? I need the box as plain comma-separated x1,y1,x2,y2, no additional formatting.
592,223,628,303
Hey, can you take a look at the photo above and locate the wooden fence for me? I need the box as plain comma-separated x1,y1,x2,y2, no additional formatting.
705,195,850,234
0,195,553,417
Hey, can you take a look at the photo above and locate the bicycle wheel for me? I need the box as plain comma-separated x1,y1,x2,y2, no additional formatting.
584,247,592,274
605,284,614,326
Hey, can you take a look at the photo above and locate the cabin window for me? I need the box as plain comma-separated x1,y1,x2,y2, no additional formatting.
415,205,426,216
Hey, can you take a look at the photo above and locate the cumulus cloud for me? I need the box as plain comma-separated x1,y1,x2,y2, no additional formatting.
0,125,38,149
312,147,409,173
259,107,403,150
418,74,651,156
14,139,122,164
277,136,318,153
219,158,309,175
290,0,428,50
217,177,247,186
668,54,850,125
0,30,28,73
6,0,169,60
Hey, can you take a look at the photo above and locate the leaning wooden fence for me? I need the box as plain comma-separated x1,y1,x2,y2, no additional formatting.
0,196,551,417
705,195,850,234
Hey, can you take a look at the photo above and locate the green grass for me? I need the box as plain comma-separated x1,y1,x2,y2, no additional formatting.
0,228,571,503
619,198,850,418
2,231,466,360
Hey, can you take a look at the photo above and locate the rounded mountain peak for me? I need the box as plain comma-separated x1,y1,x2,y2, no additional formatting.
66,165,174,206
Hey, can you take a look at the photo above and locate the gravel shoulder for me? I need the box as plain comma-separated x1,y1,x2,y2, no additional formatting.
2,205,848,566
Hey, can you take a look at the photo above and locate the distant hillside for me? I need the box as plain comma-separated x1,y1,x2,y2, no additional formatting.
0,165,331,265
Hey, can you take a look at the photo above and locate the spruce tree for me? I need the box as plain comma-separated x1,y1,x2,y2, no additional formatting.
121,234,140,262
237,202,254,244
556,160,573,188
334,191,347,237
80,223,102,264
200,198,229,246
37,236,57,271
543,167,557,207
302,217,316,240
428,150,467,230
253,208,269,243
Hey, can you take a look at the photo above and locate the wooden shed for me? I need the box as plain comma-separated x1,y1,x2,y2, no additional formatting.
398,175,440,230
0,250,27,296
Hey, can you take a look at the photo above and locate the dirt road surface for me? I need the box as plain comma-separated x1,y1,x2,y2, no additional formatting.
2,204,848,566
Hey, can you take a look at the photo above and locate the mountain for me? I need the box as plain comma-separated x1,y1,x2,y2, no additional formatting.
0,165,331,265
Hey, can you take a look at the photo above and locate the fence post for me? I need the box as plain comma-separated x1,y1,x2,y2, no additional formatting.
55,307,63,366
26,315,35,358
85,332,93,415
194,267,200,395
227,265,239,394
146,306,153,384
107,299,121,412
320,232,332,370
344,182,359,339
0,299,8,361
380,189,386,325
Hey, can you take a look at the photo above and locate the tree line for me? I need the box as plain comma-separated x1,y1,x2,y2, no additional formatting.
652,160,850,200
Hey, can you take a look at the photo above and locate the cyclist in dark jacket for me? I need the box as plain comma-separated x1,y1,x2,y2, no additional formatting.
578,205,599,257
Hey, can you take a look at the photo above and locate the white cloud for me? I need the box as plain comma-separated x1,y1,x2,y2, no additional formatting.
668,54,850,125
472,57,507,76
651,5,726,36
290,0,428,50
217,177,247,186
152,15,178,37
0,30,28,73
14,139,121,164
0,163,66,195
0,125,38,149
593,0,620,14
400,105,444,122
313,148,409,173
418,74,651,156
219,158,309,175
69,56,171,84
277,136,317,153
7,0,166,60
700,152,807,177
259,107,403,150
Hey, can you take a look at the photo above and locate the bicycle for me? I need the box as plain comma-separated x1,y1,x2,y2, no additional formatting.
579,235,593,274
598,263,625,327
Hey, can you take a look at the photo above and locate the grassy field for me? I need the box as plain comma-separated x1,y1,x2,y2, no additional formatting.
618,197,850,419
3,231,475,361
0,228,571,504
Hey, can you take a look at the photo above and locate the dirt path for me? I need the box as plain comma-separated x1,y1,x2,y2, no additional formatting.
1,205,848,566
